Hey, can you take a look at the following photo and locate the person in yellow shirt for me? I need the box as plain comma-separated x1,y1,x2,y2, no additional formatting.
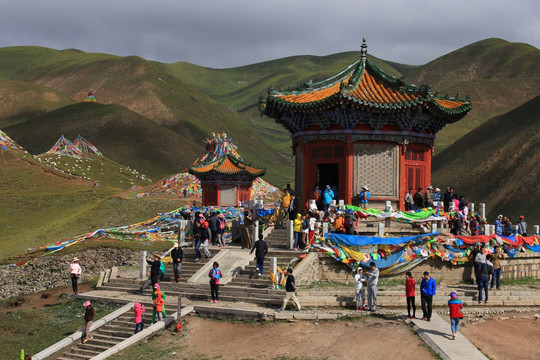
293,213,302,250
334,211,345,233
278,190,291,226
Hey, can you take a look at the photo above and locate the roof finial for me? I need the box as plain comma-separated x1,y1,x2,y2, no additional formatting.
361,37,367,59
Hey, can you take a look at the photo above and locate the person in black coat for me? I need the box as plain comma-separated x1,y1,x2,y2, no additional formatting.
170,243,183,283
289,194,301,221
250,233,268,276
414,188,425,209
137,254,162,293
443,187,454,212
193,219,204,261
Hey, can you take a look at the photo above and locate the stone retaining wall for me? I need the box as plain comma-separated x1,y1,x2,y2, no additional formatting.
316,253,540,284
0,248,139,299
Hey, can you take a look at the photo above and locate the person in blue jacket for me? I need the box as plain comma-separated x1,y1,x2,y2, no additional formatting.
322,185,334,212
358,185,371,209
495,215,503,235
420,271,436,321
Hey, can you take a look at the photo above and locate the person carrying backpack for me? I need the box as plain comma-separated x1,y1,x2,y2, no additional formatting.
216,213,226,247
209,262,223,303
358,186,370,209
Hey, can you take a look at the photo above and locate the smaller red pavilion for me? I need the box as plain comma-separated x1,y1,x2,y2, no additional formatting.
189,133,266,207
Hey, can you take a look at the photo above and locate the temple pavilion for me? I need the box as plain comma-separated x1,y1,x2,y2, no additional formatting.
189,133,266,206
260,39,472,210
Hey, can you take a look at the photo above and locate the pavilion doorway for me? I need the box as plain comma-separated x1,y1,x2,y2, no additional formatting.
317,163,339,197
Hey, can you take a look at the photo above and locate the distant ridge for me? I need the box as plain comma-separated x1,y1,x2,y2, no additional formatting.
432,95,540,223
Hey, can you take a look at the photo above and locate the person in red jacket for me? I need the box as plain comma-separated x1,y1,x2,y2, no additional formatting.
448,292,464,340
153,284,165,323
405,271,416,319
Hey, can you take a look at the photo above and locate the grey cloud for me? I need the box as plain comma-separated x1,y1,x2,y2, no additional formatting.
0,0,538,68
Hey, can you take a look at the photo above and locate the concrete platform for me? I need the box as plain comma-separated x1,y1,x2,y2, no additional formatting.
406,313,488,360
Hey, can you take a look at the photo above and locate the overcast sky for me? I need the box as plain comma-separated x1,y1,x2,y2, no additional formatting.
1,0,538,68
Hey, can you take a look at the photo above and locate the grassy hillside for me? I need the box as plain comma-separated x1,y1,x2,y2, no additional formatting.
162,52,413,160
4,102,201,180
402,38,540,151
0,79,75,128
3,41,536,184
0,149,185,263
432,95,540,224
0,46,293,186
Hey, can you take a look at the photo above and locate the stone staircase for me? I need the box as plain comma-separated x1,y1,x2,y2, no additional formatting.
162,247,215,282
53,303,176,360
229,249,300,288
298,284,540,308
101,277,285,307
264,226,289,248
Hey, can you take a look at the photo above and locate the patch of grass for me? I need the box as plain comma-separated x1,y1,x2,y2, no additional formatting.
500,277,540,287
0,299,120,359
304,281,350,289
0,152,183,263
378,278,404,288
108,327,188,360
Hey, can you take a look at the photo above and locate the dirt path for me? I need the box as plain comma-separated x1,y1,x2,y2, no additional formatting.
460,312,540,360
0,283,93,312
121,314,436,360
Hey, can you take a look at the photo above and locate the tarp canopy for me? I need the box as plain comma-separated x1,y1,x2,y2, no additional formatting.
326,231,439,246
345,205,446,223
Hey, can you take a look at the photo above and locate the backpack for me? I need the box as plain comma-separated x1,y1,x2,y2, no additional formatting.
200,219,209,229
159,261,166,275
344,217,351,230
218,218,225,230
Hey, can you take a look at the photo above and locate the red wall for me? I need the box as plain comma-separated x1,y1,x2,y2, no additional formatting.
300,139,352,205
297,137,431,210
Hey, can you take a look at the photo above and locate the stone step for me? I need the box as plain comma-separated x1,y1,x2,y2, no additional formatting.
70,348,101,357
83,337,120,347
59,352,91,360
92,333,128,342
77,343,110,352
230,275,271,283
107,277,283,294
101,282,284,300
97,329,132,338
110,319,136,328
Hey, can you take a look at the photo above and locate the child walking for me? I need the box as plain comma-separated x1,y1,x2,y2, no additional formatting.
405,271,416,319
448,292,464,340
209,261,222,303
354,267,367,311
152,283,166,323
133,302,146,334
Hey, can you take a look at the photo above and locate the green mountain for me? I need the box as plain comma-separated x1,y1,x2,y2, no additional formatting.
432,95,540,224
5,102,201,180
0,46,293,185
0,38,538,220
402,38,540,151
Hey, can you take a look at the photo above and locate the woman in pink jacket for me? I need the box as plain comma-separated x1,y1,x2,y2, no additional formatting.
70,257,82,294
133,302,146,334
